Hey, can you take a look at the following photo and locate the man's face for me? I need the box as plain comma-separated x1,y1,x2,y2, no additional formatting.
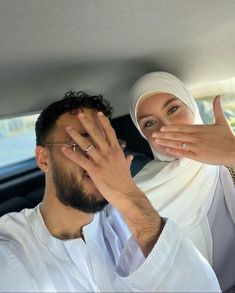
47,108,108,213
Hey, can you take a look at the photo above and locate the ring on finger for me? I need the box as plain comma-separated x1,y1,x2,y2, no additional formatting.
181,143,187,150
83,144,95,153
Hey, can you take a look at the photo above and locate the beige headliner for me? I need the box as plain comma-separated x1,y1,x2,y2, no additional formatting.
0,0,235,118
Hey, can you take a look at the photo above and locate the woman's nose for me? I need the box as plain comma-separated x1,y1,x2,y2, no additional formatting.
161,117,171,126
151,119,170,139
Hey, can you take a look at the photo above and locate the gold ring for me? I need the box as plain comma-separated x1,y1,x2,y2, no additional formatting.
83,144,95,153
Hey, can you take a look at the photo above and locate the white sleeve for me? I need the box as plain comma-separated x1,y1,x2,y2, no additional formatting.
115,235,145,276
115,220,221,292
0,242,19,292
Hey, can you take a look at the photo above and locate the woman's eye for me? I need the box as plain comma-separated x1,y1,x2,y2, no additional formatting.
167,106,178,115
144,120,157,128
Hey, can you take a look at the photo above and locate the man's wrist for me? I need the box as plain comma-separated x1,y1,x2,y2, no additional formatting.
137,216,165,257
114,188,164,257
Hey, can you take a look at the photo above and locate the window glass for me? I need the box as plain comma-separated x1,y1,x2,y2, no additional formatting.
196,94,235,130
191,78,235,130
0,114,39,168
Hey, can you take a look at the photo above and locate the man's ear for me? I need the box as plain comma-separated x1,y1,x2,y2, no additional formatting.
35,146,50,172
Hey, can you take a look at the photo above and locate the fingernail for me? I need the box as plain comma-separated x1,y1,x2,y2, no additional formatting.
160,126,166,131
78,113,85,118
61,146,67,151
152,133,158,138
97,111,104,116
66,126,73,131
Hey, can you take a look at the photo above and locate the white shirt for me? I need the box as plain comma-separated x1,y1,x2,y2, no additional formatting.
0,205,220,292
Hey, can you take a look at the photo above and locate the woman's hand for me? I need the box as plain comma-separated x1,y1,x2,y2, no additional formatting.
152,95,235,166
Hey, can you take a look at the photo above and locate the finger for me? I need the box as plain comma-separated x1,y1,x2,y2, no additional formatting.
126,155,134,169
78,113,109,150
154,131,197,143
65,126,100,160
97,112,119,148
61,146,93,172
160,124,205,133
164,146,195,158
154,137,192,151
213,95,230,126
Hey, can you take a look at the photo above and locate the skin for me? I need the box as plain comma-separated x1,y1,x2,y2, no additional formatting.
152,95,235,166
36,108,163,257
137,93,194,158
36,110,101,240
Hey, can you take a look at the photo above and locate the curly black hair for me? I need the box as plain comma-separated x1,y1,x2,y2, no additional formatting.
35,91,113,146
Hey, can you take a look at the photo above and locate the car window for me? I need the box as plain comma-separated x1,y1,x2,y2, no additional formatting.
196,94,235,130
191,77,235,130
0,113,39,168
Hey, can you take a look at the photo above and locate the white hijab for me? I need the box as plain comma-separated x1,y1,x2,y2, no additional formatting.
130,72,219,262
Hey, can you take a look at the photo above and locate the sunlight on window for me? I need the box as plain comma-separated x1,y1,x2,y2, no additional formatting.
0,114,39,168
191,77,235,130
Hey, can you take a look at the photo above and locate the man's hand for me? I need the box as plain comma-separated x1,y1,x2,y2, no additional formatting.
62,111,163,257
152,95,235,166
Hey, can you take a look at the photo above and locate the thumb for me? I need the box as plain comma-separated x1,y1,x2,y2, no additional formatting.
126,155,134,169
213,95,228,125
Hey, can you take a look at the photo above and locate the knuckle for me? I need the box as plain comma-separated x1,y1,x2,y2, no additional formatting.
173,133,179,139
106,149,115,160
110,127,116,137
93,155,102,165
106,146,120,160
89,128,97,136
177,142,182,149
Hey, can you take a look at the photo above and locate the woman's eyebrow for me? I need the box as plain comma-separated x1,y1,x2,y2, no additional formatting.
138,97,178,121
138,114,155,121
161,97,178,109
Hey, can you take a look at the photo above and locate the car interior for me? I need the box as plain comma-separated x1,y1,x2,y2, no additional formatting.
0,1,235,218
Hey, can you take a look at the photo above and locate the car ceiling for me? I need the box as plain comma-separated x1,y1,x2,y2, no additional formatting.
1,0,235,118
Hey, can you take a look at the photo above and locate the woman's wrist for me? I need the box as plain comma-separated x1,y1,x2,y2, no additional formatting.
229,134,235,166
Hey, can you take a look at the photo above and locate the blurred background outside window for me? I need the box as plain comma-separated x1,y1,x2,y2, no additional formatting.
0,114,39,168
191,77,235,128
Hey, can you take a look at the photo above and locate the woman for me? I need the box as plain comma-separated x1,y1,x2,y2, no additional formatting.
130,71,235,292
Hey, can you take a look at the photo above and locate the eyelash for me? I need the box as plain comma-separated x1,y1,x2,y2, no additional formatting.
142,105,179,128
167,105,179,115
143,120,157,128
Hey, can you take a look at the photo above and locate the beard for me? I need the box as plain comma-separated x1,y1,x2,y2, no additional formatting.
50,157,108,213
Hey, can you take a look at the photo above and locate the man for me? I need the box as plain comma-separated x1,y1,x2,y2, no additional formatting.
0,91,220,292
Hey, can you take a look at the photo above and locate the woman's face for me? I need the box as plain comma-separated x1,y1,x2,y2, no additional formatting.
137,93,194,156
